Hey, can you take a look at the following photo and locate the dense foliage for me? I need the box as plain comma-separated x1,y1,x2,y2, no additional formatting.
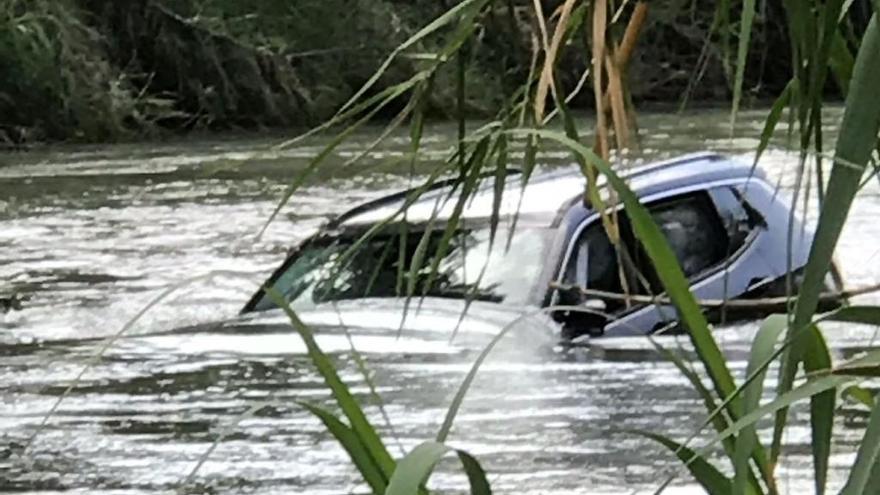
0,0,819,143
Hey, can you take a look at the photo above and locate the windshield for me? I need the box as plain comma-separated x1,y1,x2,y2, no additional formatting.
248,225,552,312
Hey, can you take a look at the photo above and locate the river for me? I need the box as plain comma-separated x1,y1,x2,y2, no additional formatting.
1,108,878,493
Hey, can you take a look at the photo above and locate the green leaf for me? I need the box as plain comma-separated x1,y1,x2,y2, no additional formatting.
277,72,426,150
716,0,732,80
833,349,880,377
299,401,388,494
733,315,786,495
754,79,795,167
318,163,456,302
654,342,739,459
651,339,765,494
456,448,493,495
840,396,880,495
703,374,853,465
834,364,880,378
264,289,395,479
820,305,880,325
437,305,589,443
844,385,877,408
802,325,835,495
828,29,855,96
456,45,467,175
421,137,492,298
32,272,241,457
385,441,492,495
437,306,522,442
804,0,847,140
665,305,880,493
868,460,880,495
776,12,880,463
731,0,757,130
633,430,732,495
488,133,508,249
259,77,421,239
336,0,489,116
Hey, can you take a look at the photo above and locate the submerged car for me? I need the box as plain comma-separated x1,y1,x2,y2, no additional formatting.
244,152,839,339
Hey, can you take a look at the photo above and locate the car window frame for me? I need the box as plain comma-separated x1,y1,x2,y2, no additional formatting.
707,185,767,262
245,221,557,313
548,180,765,312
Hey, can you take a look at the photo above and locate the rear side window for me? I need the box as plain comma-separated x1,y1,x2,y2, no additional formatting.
562,221,621,293
711,186,763,255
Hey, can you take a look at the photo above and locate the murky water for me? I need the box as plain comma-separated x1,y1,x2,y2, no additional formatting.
1,108,879,494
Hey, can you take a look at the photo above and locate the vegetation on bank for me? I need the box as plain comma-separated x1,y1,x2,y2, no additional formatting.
1,0,861,144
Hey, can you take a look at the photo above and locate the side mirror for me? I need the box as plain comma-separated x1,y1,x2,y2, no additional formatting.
555,286,607,313
557,295,609,339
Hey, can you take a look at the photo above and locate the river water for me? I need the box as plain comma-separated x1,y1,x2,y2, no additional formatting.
1,108,878,494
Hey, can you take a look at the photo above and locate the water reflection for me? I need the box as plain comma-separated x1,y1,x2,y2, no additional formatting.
1,108,879,493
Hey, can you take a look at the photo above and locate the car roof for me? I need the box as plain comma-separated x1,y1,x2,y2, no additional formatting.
334,152,766,229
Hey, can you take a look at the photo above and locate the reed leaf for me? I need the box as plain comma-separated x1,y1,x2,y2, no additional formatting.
673,373,855,483
824,305,880,324
438,304,604,442
437,303,529,442
420,137,492,299
650,339,766,494
654,344,738,458
802,324,834,495
651,305,880,491
259,76,423,238
385,441,492,495
754,79,795,168
844,386,877,408
299,401,389,494
336,0,489,116
776,12,880,459
489,132,508,248
264,288,395,478
457,46,467,174
733,314,786,495
27,270,258,456
633,430,734,495
730,0,756,129
840,396,880,495
277,72,426,150
833,348,880,377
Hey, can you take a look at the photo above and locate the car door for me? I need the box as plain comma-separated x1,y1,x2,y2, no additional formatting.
554,185,772,337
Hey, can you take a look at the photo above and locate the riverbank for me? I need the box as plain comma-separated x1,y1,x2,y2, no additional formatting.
1,0,800,145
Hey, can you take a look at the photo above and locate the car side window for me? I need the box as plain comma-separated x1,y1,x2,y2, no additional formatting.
561,191,731,304
647,193,728,280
